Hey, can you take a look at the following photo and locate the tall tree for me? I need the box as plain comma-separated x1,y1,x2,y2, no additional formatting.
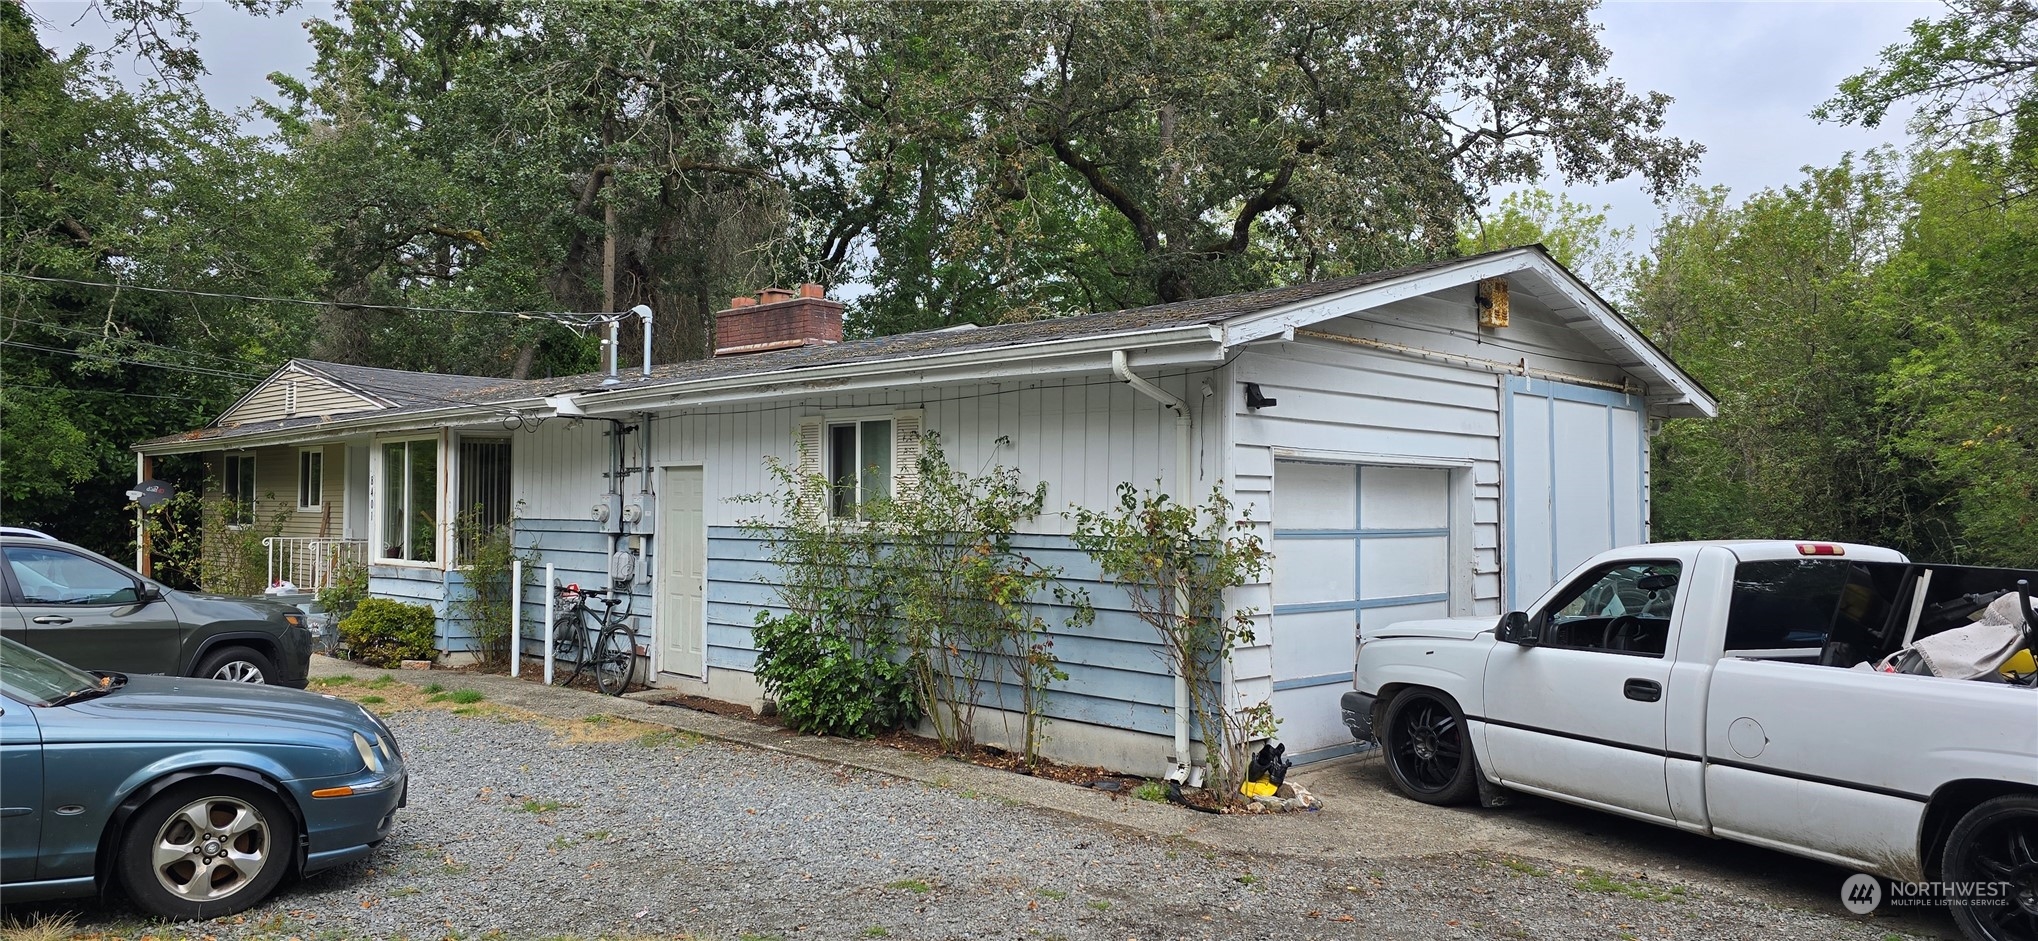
817,0,1701,333
1,1,319,556
1456,188,1635,287
271,0,802,374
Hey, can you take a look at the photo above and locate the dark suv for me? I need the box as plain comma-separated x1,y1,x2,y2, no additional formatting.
0,536,311,687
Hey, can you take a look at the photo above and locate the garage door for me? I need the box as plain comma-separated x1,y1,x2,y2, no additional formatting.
1272,461,1452,763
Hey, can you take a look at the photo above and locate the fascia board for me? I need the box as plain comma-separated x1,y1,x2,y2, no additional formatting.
1521,255,1718,418
134,405,488,457
556,324,1225,415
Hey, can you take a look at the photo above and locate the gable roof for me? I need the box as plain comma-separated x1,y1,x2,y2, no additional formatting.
138,246,1715,454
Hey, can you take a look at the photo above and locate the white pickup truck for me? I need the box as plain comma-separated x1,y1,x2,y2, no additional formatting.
1341,540,2038,941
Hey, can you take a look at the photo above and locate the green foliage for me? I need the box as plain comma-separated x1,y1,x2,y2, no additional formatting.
1457,188,1636,287
339,597,439,668
317,557,369,621
1070,483,1270,801
739,436,1091,762
868,435,1093,764
1817,0,2038,151
141,492,290,597
453,508,534,672
817,0,1699,332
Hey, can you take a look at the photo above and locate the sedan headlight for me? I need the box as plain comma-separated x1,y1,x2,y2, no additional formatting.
352,732,384,773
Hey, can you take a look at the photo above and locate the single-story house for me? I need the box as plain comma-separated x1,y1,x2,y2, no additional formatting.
134,246,1716,771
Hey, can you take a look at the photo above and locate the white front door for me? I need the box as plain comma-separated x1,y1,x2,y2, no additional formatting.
657,466,706,678
1271,461,1453,763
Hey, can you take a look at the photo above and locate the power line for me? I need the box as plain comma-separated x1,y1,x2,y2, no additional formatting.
0,382,209,402
1,272,630,328
0,339,266,381
4,315,285,375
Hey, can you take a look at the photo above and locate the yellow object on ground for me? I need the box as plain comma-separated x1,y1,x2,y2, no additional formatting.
1240,779,1277,798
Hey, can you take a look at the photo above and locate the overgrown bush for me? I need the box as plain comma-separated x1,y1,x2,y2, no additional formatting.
317,557,368,620
453,508,532,672
1072,483,1271,803
142,492,286,596
339,598,439,668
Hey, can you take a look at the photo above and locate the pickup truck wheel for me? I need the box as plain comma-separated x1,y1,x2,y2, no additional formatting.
1945,793,2038,941
1382,687,1478,805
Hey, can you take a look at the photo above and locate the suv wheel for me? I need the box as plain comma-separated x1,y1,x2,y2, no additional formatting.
194,646,275,685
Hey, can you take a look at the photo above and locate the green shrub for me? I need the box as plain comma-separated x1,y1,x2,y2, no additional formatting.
339,598,439,668
752,611,916,738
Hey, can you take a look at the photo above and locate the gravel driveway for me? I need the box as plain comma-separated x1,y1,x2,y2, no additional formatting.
14,670,1930,941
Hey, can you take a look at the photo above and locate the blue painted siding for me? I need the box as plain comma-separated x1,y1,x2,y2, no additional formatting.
510,518,653,657
706,526,1180,737
366,564,457,651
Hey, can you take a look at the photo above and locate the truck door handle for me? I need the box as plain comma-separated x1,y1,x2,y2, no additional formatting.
32,615,72,625
1623,678,1662,702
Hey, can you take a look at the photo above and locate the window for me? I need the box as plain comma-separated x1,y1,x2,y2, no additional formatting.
223,453,256,526
455,437,511,561
5,546,140,605
1538,560,1681,657
298,448,324,510
828,418,892,518
379,439,438,562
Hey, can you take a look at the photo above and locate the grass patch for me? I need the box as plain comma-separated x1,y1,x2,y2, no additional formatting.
428,688,485,704
310,674,355,687
583,713,610,723
1036,887,1068,900
637,728,702,749
367,674,397,689
1234,874,1259,886
423,682,445,694
886,878,932,894
1573,868,1682,903
861,928,890,939
391,885,421,897
1133,780,1171,802
550,835,576,850
1087,900,1112,911
0,911,77,941
358,695,386,705
516,798,571,813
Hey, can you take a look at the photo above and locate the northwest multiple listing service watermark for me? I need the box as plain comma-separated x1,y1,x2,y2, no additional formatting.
1841,872,2011,914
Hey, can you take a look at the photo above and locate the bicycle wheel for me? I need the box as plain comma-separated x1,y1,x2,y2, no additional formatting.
592,623,635,696
550,610,587,685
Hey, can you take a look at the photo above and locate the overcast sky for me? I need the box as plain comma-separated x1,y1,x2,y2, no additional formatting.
28,0,1934,247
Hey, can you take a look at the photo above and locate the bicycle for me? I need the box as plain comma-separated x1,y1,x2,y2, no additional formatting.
549,582,638,696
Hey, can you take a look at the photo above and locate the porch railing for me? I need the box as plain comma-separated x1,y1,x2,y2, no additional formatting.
263,537,368,593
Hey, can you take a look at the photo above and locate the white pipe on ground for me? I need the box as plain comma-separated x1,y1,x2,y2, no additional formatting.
1111,350,1196,783
543,562,556,685
510,558,523,678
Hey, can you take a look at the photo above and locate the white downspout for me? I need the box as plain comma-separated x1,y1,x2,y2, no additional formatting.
1111,350,1197,783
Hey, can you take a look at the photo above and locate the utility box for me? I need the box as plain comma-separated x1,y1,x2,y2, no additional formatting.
592,492,623,535
623,491,656,535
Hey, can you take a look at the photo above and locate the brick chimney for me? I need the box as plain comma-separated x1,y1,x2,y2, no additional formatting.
714,283,843,356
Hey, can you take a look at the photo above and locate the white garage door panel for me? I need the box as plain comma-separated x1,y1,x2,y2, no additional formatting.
1360,599,1451,631
1358,536,1449,599
1553,399,1614,577
1273,462,1356,529
1360,467,1451,529
1271,609,1357,678
1272,460,1453,764
1270,539,1357,606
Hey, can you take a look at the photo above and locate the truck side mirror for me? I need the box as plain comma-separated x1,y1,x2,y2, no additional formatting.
1497,611,1539,646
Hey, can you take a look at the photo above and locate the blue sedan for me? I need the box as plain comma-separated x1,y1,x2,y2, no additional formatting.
0,636,404,919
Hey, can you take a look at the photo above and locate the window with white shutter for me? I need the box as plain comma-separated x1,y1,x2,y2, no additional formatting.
807,409,925,520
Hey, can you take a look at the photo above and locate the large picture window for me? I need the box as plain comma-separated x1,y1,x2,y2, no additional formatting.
298,448,324,510
379,439,438,562
223,453,256,526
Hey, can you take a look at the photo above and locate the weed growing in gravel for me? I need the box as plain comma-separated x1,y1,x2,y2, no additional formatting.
367,674,397,689
1572,868,1682,903
391,885,421,897
359,695,386,704
312,674,355,687
1087,900,1112,911
1133,780,1171,802
430,688,485,704
1234,874,1259,886
886,878,932,894
516,798,571,813
550,835,576,850
442,860,470,875
583,713,610,723
1500,857,1549,877
1036,887,1068,900
424,682,446,694
637,728,701,748
862,928,891,938
584,830,611,841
